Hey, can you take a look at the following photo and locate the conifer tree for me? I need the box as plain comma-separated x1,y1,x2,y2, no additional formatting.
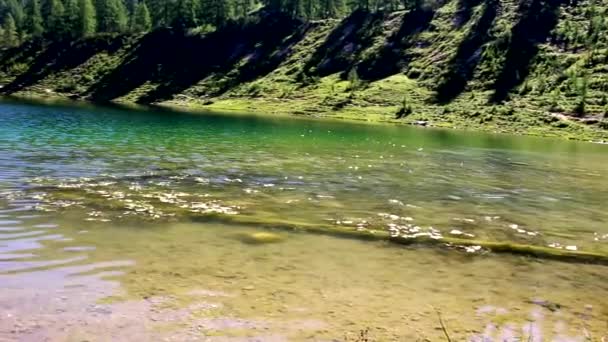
131,0,151,31
125,0,137,14
47,0,66,38
173,0,197,29
304,0,315,19
146,0,172,27
3,13,18,46
25,0,44,37
200,0,228,27
79,0,96,36
320,0,342,18
63,0,79,37
4,0,25,28
284,0,304,17
97,0,128,32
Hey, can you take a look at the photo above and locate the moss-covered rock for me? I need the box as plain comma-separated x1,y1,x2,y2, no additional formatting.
234,231,287,245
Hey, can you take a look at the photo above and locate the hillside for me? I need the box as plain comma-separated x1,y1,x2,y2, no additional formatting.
1,4,608,141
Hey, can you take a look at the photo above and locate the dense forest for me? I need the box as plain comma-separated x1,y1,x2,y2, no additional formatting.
0,0,423,44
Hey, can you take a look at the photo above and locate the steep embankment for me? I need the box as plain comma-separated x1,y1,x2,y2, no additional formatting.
1,4,608,141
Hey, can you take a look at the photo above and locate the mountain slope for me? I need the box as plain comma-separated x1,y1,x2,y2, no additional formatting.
1,4,607,140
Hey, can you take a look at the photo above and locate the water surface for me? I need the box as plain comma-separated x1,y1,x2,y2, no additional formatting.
0,100,607,341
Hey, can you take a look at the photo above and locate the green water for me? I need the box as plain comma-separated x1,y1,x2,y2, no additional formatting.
0,99,607,341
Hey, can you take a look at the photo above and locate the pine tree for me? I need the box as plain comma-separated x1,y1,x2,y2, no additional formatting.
63,0,79,37
4,0,25,28
304,0,315,19
25,0,44,37
97,0,128,32
146,0,172,27
47,0,65,38
199,0,228,27
79,0,95,36
40,0,53,22
125,0,137,14
320,0,342,18
2,13,18,46
295,0,305,17
284,0,305,17
131,0,151,32
173,0,197,29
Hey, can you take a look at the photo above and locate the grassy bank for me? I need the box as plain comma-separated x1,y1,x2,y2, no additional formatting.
1,7,608,141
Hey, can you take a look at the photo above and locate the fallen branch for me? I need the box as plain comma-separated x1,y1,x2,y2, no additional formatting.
434,308,452,342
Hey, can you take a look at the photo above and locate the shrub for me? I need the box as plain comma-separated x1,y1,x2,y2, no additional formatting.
395,95,412,119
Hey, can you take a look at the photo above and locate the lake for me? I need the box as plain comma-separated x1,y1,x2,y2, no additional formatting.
0,99,607,341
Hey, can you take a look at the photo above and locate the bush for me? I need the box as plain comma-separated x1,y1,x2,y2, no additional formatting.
407,68,422,79
549,89,562,112
573,99,586,116
395,95,412,119
347,68,362,91
7,63,28,75
55,80,78,93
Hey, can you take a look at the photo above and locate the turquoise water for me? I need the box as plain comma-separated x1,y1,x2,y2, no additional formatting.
0,99,607,341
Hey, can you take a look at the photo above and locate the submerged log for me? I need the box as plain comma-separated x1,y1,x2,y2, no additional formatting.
193,214,608,266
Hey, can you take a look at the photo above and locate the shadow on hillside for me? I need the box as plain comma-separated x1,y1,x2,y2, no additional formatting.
1,36,127,94
490,0,563,103
356,6,437,81
453,0,484,28
0,41,45,72
434,0,498,103
87,14,307,104
140,17,309,103
207,22,311,96
300,10,385,78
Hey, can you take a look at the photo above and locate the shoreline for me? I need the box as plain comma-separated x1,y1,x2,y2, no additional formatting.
3,91,608,144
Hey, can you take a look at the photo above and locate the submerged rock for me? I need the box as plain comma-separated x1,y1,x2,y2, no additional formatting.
235,232,286,245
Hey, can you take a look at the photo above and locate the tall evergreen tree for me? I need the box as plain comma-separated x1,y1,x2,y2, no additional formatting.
0,0,25,29
63,0,79,37
97,0,128,32
173,0,197,29
303,0,315,19
131,0,151,31
146,0,172,27
25,0,44,37
125,0,137,14
78,0,95,36
320,0,342,17
47,0,65,38
200,0,228,27
2,13,18,46
40,0,53,24
284,0,302,17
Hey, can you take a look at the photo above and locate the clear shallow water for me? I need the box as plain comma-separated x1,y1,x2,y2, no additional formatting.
0,99,607,341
